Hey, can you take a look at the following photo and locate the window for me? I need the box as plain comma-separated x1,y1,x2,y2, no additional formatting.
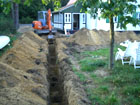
106,18,109,23
69,14,71,22
54,14,59,22
137,13,140,20
113,16,118,23
65,13,71,23
66,14,67,22
137,13,140,26
38,12,44,19
83,14,85,23
106,16,118,23
59,13,63,23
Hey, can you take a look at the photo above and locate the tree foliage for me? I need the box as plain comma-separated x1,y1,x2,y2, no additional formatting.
0,0,61,14
77,0,140,29
0,0,63,25
19,0,46,23
42,0,61,10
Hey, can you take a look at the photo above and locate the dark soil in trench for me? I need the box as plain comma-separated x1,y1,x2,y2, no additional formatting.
45,35,91,105
47,37,67,105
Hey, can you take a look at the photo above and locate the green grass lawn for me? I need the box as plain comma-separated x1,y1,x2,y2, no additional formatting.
72,45,140,105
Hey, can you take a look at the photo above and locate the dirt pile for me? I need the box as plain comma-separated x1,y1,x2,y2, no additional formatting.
115,31,139,43
0,62,47,105
1,31,47,70
59,60,91,105
0,31,49,105
56,38,68,61
69,28,103,45
56,37,91,105
69,28,140,46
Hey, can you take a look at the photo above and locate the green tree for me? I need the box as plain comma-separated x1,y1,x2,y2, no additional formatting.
19,0,46,23
77,0,140,69
0,0,61,29
61,0,69,6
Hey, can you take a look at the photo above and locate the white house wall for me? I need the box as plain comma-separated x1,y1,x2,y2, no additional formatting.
94,18,140,31
86,13,110,31
87,12,140,31
64,24,72,30
96,18,110,31
114,11,140,31
114,23,140,31
86,0,140,31
86,13,95,30
80,13,86,29
54,24,63,30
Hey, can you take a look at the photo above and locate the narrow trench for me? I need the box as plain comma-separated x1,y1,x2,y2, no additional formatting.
46,35,67,105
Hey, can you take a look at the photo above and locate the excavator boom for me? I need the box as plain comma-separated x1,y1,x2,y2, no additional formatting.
47,9,52,31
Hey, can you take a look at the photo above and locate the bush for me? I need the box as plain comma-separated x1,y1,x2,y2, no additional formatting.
20,16,34,24
0,14,16,34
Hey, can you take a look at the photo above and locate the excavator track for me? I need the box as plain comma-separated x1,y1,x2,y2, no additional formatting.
34,29,57,35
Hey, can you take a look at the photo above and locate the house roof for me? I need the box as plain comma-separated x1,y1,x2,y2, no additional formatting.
52,0,77,13
66,0,77,5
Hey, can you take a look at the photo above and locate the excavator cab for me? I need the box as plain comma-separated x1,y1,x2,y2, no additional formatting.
38,11,47,26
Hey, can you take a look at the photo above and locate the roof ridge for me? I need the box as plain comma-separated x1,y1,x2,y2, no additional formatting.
66,0,77,6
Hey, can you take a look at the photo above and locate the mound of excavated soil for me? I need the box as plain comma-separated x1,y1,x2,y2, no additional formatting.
56,38,68,61
0,31,49,105
69,28,140,46
115,31,139,43
59,60,91,105
0,62,47,105
69,28,102,45
1,31,47,70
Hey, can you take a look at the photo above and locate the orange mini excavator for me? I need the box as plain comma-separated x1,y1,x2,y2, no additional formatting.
32,9,56,35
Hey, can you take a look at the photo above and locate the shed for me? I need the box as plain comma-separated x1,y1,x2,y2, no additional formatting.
52,0,86,33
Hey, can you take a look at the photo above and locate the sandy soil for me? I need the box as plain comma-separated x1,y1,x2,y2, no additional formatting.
69,28,140,46
1,25,140,105
0,31,49,105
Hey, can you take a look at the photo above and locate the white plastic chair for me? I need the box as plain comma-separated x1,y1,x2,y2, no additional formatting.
115,48,130,65
129,43,140,69
115,48,125,61
115,41,138,65
120,40,132,47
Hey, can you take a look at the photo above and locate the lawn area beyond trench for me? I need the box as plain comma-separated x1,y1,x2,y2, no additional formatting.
71,45,140,105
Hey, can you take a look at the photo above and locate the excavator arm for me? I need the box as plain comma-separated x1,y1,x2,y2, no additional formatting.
47,9,52,31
